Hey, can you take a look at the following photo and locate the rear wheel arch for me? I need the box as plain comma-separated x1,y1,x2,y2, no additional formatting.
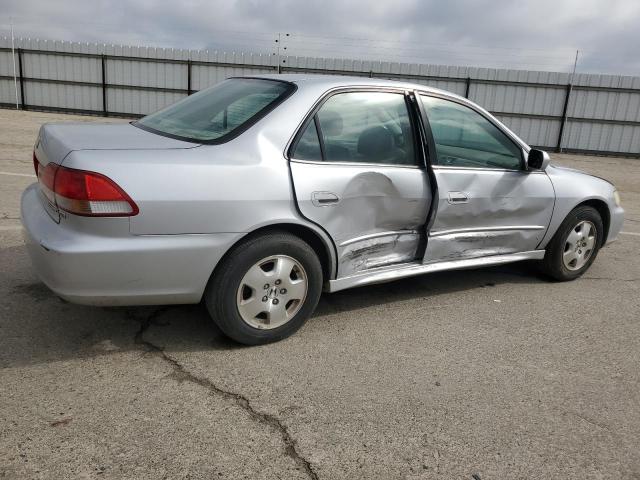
263,223,335,282
206,223,335,295
204,230,324,344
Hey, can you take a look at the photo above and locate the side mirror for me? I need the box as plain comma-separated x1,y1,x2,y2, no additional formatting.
527,149,550,171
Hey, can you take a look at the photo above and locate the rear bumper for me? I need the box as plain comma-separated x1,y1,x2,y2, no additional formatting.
21,184,240,306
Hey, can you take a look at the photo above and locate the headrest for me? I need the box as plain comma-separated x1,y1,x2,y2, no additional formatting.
357,126,393,160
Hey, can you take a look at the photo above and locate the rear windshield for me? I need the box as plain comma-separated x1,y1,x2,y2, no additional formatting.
135,78,295,143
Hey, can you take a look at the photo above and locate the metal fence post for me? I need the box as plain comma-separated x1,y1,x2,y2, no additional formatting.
187,59,192,95
17,48,26,110
465,77,471,98
556,83,573,152
101,55,108,117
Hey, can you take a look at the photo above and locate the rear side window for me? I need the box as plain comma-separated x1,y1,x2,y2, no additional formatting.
291,91,418,166
420,95,522,169
135,78,294,143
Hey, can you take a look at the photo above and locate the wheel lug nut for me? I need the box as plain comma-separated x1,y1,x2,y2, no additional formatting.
262,296,268,302
263,284,269,289
273,299,279,305
280,288,287,294
275,279,281,285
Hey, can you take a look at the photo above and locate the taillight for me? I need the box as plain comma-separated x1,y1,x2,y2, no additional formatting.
54,167,138,216
34,155,138,217
36,156,58,205
33,151,39,176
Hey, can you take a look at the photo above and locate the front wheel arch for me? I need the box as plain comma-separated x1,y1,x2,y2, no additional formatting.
575,199,610,244
541,204,604,281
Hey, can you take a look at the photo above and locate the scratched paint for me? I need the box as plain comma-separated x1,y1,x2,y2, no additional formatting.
423,230,542,263
342,232,421,274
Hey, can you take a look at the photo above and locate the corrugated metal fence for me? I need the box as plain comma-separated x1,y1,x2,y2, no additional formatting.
1,37,639,157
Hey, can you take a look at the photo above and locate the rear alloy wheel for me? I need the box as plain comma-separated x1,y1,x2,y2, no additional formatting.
205,232,323,345
542,205,603,281
236,255,308,330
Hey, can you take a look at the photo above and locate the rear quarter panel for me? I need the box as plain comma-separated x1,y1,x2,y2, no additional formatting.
62,143,297,235
59,84,329,236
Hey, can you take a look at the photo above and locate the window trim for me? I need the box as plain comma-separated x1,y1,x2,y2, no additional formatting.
287,86,424,169
313,115,326,160
133,77,297,145
415,91,528,171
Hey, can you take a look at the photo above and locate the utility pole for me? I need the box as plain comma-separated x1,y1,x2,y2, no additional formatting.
10,17,19,109
276,33,280,73
571,49,579,81
274,33,289,74
558,49,579,154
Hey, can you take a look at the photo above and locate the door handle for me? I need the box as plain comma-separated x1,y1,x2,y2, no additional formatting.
311,191,340,206
448,191,469,204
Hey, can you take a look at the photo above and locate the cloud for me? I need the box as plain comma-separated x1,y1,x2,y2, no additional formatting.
1,0,639,75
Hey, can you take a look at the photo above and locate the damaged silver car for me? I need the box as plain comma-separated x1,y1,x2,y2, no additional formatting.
21,75,624,344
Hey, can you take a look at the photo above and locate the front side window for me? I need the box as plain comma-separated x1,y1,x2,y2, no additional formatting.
420,95,522,169
136,78,294,142
291,91,418,166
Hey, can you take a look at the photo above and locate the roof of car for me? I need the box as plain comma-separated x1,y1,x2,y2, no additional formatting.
249,73,463,100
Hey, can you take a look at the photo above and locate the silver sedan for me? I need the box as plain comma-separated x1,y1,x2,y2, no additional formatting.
21,75,624,344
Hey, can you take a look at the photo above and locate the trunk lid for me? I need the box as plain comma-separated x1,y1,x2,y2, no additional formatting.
38,122,196,164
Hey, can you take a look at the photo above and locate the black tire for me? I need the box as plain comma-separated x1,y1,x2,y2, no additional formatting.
204,231,323,345
541,205,604,281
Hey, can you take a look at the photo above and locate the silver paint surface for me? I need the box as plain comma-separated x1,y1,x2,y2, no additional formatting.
424,166,555,263
20,74,624,306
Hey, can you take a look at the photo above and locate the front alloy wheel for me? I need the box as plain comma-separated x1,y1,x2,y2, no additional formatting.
562,220,597,271
542,205,603,281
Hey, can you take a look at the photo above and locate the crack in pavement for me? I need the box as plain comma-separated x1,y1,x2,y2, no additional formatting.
128,307,319,480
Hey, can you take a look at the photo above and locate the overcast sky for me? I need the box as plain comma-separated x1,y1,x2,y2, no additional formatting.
2,0,639,76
